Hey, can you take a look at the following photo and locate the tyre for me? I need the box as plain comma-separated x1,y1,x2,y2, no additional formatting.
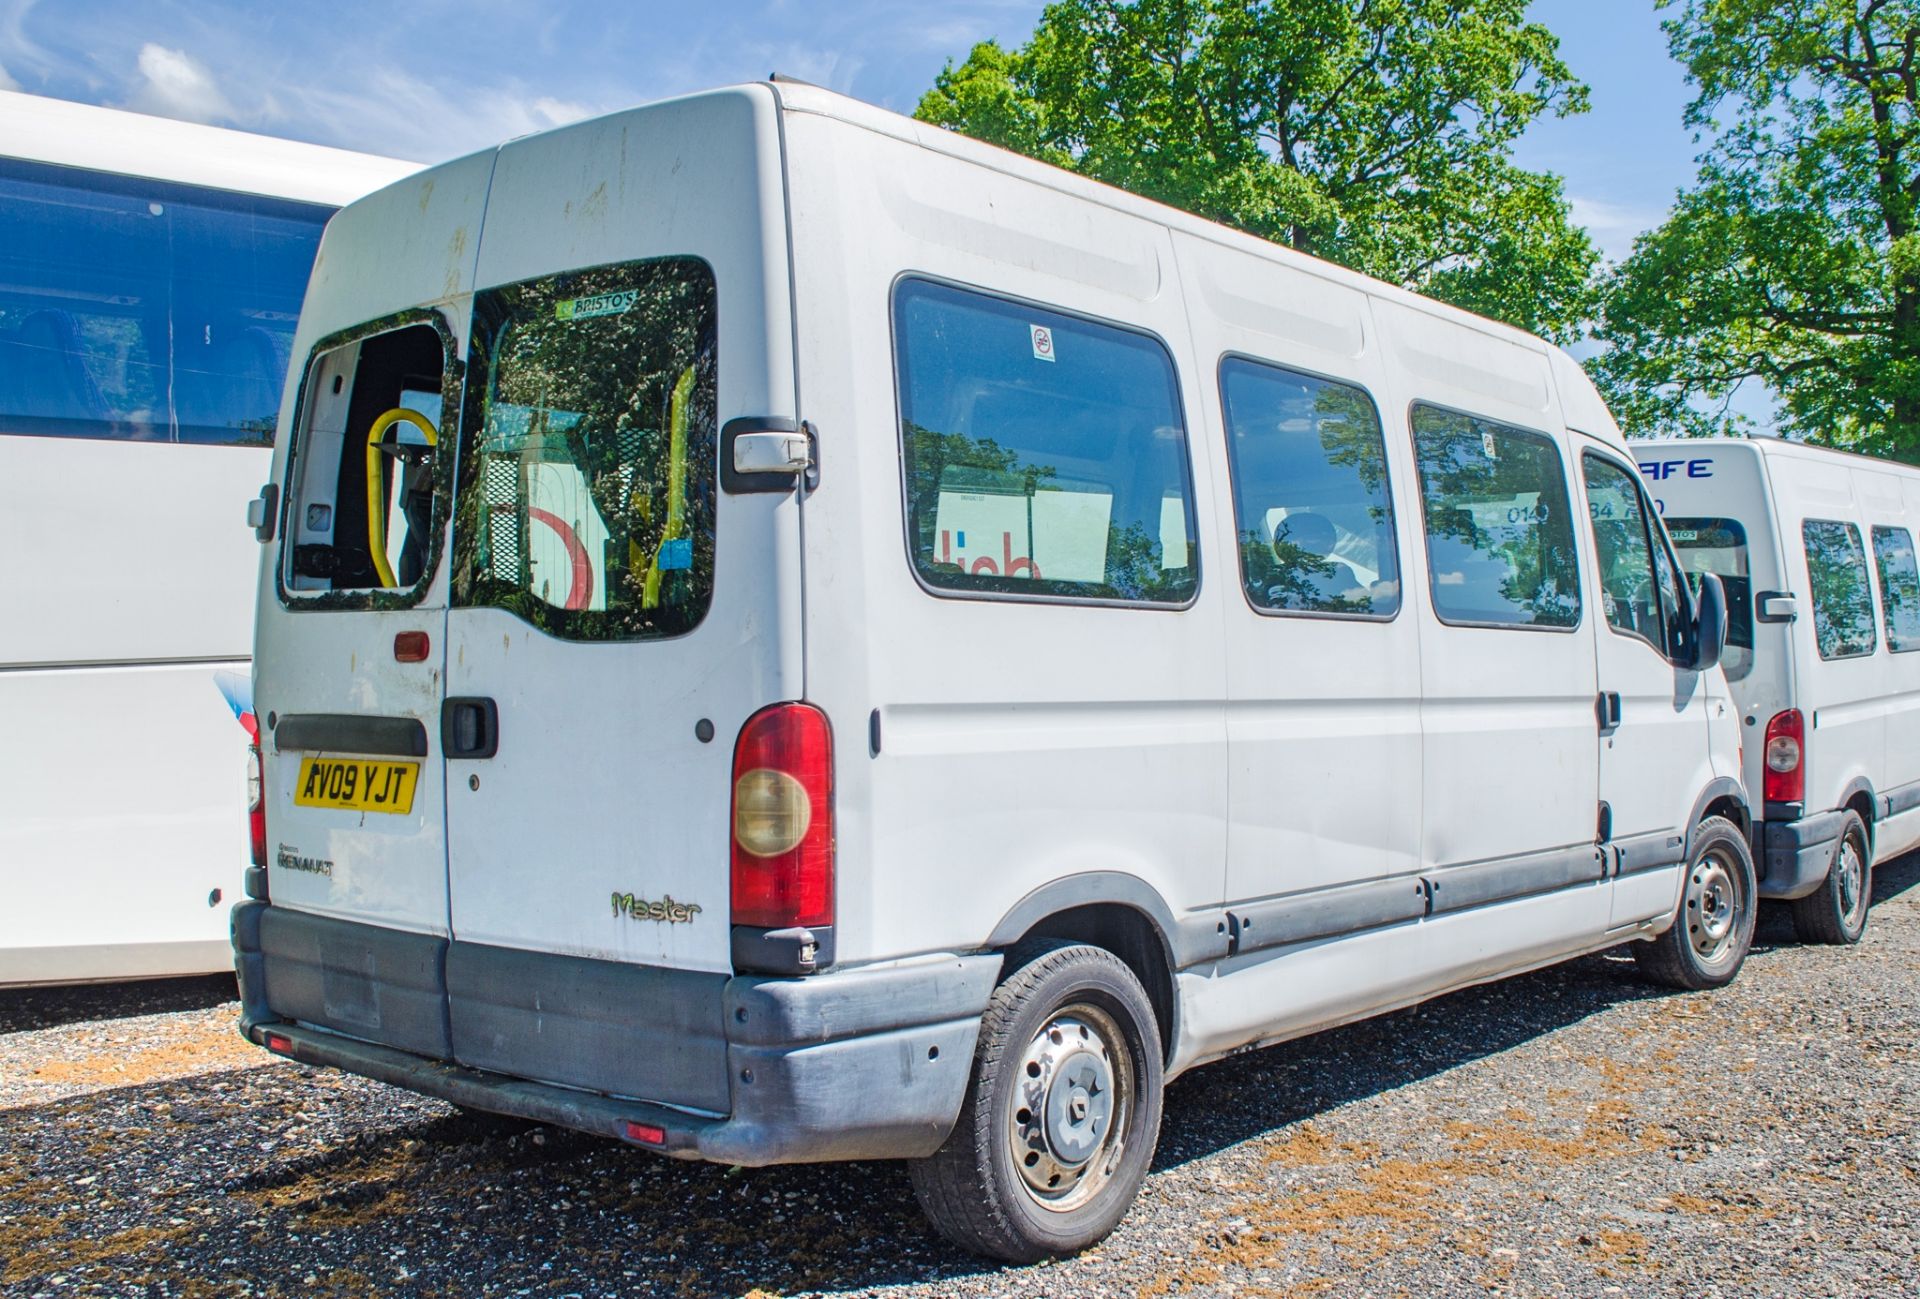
1633,815,1757,990
1790,810,1872,945
909,940,1164,1263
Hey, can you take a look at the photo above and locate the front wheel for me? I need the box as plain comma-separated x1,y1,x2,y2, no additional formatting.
1633,815,1757,990
908,940,1163,1263
1791,810,1872,945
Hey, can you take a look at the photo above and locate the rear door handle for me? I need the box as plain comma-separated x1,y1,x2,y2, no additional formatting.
442,697,499,759
1596,690,1623,732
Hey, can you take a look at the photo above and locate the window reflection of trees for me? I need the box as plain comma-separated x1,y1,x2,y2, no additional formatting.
1873,527,1920,652
1223,365,1397,617
1804,520,1877,660
1412,406,1580,629
452,261,717,642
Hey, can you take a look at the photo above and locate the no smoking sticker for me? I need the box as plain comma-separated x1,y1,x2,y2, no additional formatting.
1030,323,1056,362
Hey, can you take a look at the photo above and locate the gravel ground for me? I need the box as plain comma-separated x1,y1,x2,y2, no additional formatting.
3,856,1917,1299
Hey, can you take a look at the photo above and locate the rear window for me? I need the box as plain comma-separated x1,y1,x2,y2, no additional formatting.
1872,525,1920,653
1803,519,1877,660
892,278,1198,606
452,258,717,640
1410,404,1581,630
1666,516,1755,680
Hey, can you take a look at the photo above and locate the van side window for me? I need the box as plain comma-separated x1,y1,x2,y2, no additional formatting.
1871,525,1920,652
1218,358,1398,618
451,257,717,641
893,279,1198,605
1583,453,1682,657
1410,404,1581,630
1803,519,1877,660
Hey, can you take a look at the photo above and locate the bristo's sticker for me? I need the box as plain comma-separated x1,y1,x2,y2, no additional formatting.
556,289,638,321
657,537,693,571
1030,323,1056,362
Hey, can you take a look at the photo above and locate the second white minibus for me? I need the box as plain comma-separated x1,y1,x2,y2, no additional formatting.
1640,436,1920,943
233,83,1752,1261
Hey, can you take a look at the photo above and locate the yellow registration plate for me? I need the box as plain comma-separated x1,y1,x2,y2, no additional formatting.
293,757,420,814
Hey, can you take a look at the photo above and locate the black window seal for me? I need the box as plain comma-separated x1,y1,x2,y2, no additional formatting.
1407,399,1584,635
1215,351,1402,625
273,307,463,613
887,271,1203,613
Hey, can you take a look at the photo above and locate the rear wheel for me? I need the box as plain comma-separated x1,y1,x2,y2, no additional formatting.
1634,815,1757,990
909,940,1163,1263
1791,811,1872,945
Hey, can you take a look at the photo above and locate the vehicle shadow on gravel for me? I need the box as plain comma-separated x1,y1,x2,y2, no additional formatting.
0,971,237,1034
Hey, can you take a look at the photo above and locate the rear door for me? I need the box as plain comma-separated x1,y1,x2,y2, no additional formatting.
440,93,800,985
257,154,495,942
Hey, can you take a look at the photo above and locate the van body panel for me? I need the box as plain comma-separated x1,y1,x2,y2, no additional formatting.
1172,231,1426,925
1171,874,1653,1073
782,109,1230,969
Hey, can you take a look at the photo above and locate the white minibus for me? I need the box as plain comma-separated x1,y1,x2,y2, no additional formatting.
234,82,1752,1260
1639,436,1920,943
0,91,417,985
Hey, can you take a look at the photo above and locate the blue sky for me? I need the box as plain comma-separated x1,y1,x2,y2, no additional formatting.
0,0,1700,268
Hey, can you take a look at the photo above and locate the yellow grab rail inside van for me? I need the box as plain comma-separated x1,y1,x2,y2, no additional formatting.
364,407,439,589
640,364,697,610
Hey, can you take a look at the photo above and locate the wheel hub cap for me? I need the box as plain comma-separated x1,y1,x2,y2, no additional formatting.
1007,1006,1133,1212
1686,851,1741,963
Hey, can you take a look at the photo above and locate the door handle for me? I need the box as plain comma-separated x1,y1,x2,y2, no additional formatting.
1596,690,1623,732
442,697,499,759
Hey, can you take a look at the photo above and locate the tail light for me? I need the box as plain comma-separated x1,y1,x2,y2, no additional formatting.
730,703,833,929
1763,708,1804,804
242,711,266,869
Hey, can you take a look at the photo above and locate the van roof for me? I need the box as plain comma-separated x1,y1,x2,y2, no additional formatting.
1637,435,1920,477
0,88,421,206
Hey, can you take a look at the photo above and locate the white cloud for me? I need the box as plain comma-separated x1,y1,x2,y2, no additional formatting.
530,96,592,129
123,42,235,124
1570,194,1667,267
0,57,18,91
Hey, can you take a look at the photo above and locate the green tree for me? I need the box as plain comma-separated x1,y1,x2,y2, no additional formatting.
915,0,1599,340
1594,1,1920,461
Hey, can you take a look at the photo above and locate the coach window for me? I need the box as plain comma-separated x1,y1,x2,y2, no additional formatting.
1803,520,1877,660
1871,525,1920,653
0,156,328,445
1411,404,1581,630
1218,358,1397,617
893,278,1198,605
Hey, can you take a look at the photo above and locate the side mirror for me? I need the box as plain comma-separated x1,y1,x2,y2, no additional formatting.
1689,571,1728,671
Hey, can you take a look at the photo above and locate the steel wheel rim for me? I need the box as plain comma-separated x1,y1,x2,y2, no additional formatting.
1686,846,1744,967
1834,834,1868,927
1006,1003,1134,1213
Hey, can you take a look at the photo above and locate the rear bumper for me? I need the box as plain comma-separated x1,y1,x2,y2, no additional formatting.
232,902,997,1165
1753,811,1845,900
